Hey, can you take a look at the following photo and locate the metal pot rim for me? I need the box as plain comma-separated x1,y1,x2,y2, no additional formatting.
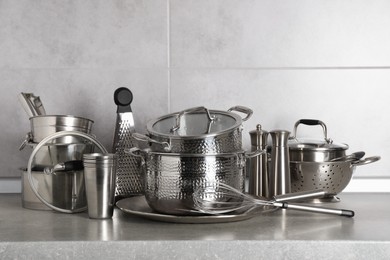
30,114,94,123
288,138,349,152
140,149,247,157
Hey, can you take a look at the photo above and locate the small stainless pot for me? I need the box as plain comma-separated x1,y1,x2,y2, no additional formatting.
288,119,348,162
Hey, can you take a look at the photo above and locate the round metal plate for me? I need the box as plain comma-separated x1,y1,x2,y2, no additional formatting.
116,196,262,224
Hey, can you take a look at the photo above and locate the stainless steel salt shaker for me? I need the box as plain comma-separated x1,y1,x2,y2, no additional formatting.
269,130,291,197
248,124,269,198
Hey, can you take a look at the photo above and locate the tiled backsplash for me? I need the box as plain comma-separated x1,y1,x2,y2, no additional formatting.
1,0,389,191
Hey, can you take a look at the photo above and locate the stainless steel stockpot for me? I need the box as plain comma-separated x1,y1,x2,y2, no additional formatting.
288,119,348,162
129,148,260,215
135,106,252,154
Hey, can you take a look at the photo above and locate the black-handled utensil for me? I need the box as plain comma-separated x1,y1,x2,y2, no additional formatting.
112,87,143,200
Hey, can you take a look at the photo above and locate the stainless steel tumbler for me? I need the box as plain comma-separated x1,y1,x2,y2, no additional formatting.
83,153,117,219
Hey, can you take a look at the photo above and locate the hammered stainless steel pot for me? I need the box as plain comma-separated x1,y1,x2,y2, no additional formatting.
288,119,348,162
129,148,260,215
134,106,252,154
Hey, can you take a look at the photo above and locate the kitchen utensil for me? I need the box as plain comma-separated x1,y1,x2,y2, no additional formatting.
112,87,143,200
18,92,46,117
290,156,381,202
128,147,262,215
21,142,93,211
83,153,117,219
269,130,291,197
139,106,253,154
116,189,326,223
248,124,269,198
27,115,94,143
193,183,354,217
116,196,257,224
288,119,348,162
330,151,365,162
27,131,108,213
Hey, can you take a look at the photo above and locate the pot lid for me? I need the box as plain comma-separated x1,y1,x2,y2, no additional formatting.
288,138,348,151
288,119,349,152
147,106,252,138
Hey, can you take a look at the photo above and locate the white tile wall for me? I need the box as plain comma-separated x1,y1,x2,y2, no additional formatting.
1,0,389,192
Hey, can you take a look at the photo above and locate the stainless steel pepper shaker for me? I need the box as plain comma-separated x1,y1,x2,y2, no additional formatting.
248,124,269,198
269,130,291,197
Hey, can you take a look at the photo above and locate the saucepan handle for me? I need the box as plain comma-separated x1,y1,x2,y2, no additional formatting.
43,160,84,175
352,156,381,166
290,119,332,144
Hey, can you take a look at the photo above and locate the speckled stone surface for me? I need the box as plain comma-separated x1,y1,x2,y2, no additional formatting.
1,193,390,259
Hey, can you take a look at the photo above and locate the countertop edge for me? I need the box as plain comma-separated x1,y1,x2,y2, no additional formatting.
1,240,390,260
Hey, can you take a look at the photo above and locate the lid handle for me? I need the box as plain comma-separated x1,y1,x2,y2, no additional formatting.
290,119,332,144
170,106,215,133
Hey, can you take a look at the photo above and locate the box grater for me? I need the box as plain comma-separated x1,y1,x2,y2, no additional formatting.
112,87,143,201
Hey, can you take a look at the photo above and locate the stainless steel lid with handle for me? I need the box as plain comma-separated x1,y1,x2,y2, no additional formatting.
147,106,252,139
136,106,252,154
27,131,108,213
288,119,348,162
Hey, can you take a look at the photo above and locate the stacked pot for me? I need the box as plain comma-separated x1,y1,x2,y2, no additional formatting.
131,106,255,215
288,119,380,202
20,115,96,212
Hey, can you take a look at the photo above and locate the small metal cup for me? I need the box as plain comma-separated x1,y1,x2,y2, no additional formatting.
83,153,117,219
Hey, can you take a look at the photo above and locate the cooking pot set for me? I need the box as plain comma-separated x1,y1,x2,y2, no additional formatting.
18,91,380,217
129,106,259,215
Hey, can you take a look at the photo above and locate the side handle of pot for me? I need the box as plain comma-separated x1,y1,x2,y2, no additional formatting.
132,133,171,152
352,156,381,167
125,147,146,166
244,148,266,159
228,106,253,122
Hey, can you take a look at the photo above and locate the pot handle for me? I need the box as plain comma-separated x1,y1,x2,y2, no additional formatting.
19,132,33,151
228,106,253,122
290,119,332,144
351,156,381,166
170,106,215,132
132,133,171,152
43,160,84,175
125,147,146,166
244,148,266,158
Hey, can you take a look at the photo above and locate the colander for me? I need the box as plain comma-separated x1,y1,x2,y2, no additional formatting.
290,156,380,202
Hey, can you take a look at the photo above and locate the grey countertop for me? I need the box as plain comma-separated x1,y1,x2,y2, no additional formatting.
1,193,390,259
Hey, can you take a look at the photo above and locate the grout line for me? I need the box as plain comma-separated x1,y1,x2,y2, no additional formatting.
167,0,171,113
168,66,390,71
